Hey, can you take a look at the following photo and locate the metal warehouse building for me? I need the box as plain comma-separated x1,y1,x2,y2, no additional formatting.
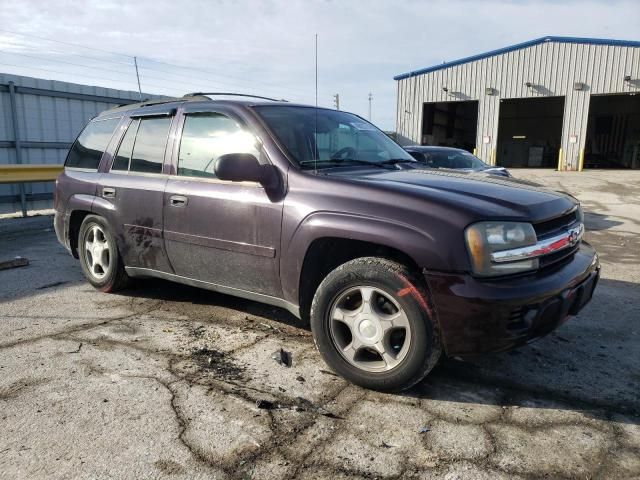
394,36,640,171
0,73,154,215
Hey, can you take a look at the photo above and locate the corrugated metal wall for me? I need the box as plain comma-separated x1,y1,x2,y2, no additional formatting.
395,40,640,170
0,73,153,214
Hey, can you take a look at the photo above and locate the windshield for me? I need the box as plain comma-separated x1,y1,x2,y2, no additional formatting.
254,106,414,169
410,149,488,169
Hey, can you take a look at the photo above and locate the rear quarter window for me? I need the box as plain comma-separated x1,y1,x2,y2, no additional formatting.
65,118,121,170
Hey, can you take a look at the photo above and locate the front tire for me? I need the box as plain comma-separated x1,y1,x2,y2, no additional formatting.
78,215,130,292
310,257,441,391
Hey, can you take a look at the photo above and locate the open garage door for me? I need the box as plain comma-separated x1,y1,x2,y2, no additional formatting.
497,97,564,168
585,93,640,169
421,101,478,152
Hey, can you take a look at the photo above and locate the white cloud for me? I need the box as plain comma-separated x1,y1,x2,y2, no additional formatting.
0,0,638,129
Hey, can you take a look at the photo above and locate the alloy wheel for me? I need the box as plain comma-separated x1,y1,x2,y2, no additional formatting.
329,285,411,372
84,225,111,280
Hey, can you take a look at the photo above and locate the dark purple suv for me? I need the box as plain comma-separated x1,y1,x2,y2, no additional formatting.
54,94,600,391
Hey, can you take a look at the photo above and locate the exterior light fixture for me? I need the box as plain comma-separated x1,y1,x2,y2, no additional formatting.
525,82,532,88
624,75,632,82
485,87,497,96
574,82,586,91
442,87,449,93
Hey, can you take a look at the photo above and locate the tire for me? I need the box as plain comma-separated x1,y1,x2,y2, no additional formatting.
310,257,442,391
78,215,130,292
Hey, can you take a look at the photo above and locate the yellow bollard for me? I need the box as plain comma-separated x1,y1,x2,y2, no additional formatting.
557,148,564,171
578,149,585,172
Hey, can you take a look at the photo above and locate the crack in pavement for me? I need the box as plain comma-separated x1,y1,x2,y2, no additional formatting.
0,301,163,351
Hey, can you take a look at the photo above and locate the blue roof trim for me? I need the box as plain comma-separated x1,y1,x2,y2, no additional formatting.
393,36,640,81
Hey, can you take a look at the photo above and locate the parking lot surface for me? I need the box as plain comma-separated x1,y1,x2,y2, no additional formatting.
1,170,639,479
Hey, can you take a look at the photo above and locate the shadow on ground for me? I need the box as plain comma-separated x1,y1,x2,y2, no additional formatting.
120,276,640,428
122,278,304,329
584,211,624,231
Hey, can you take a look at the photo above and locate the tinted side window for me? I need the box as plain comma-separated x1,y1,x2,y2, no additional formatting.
177,114,260,178
129,117,172,174
65,118,120,169
111,119,139,171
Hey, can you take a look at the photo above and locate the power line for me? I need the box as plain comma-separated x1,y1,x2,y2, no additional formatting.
136,63,309,98
0,61,145,91
0,48,311,102
0,48,135,77
0,28,132,58
0,29,313,98
138,58,312,96
0,42,136,68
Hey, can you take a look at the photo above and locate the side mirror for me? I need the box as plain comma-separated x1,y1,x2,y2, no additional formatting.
215,153,268,184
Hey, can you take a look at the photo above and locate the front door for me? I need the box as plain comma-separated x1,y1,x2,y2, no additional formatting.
163,109,283,297
97,113,175,272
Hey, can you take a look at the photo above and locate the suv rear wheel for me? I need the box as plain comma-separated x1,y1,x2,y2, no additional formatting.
78,215,130,292
310,257,441,391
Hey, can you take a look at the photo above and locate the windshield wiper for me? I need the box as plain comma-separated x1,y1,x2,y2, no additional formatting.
299,159,395,170
379,158,419,166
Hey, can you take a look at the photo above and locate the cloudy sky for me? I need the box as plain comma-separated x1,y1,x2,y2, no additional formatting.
0,0,638,129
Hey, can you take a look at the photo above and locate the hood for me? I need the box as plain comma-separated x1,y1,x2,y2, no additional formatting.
432,166,510,177
332,168,576,222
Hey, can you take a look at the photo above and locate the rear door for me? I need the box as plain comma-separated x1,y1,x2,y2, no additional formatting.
163,106,283,297
96,109,176,272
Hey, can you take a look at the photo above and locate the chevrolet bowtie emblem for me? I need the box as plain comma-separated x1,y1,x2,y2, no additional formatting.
567,228,580,247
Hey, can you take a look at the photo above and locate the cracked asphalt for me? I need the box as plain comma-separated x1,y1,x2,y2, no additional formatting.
1,170,639,479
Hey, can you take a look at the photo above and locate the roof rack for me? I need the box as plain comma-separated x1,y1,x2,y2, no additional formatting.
183,92,286,102
106,96,181,112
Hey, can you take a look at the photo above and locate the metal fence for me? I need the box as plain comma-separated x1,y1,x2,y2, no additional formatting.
0,73,154,215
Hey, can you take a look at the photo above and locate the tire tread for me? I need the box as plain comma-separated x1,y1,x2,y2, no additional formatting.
310,256,442,391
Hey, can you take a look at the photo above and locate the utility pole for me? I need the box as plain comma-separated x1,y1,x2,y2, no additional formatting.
134,56,142,101
333,93,340,110
368,92,373,121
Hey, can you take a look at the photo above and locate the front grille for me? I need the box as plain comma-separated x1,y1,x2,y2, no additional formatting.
539,244,580,269
533,209,581,269
533,209,578,239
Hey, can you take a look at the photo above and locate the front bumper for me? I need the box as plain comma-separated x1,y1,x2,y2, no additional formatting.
425,242,600,356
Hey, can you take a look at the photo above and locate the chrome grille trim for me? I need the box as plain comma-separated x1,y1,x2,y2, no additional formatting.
491,223,584,264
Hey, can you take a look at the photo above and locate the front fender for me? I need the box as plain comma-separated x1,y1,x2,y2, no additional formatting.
280,211,450,305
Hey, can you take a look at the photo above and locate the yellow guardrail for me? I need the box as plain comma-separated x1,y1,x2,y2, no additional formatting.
0,164,63,184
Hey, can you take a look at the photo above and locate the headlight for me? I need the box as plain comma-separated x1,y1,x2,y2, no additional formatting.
465,221,538,277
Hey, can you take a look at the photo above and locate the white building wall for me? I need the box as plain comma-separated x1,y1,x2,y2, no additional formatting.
395,39,640,170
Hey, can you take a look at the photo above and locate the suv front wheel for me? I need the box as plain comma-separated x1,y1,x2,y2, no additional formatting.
78,215,130,292
310,257,441,391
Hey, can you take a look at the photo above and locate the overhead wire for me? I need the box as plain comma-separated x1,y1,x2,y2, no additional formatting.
0,54,310,103
0,29,314,101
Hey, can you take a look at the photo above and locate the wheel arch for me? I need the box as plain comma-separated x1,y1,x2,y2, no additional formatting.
283,212,443,320
66,195,117,258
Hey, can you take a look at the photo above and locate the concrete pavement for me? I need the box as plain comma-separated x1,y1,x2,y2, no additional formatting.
0,170,638,479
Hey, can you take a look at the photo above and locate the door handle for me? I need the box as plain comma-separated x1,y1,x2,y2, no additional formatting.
102,187,116,198
170,195,188,207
